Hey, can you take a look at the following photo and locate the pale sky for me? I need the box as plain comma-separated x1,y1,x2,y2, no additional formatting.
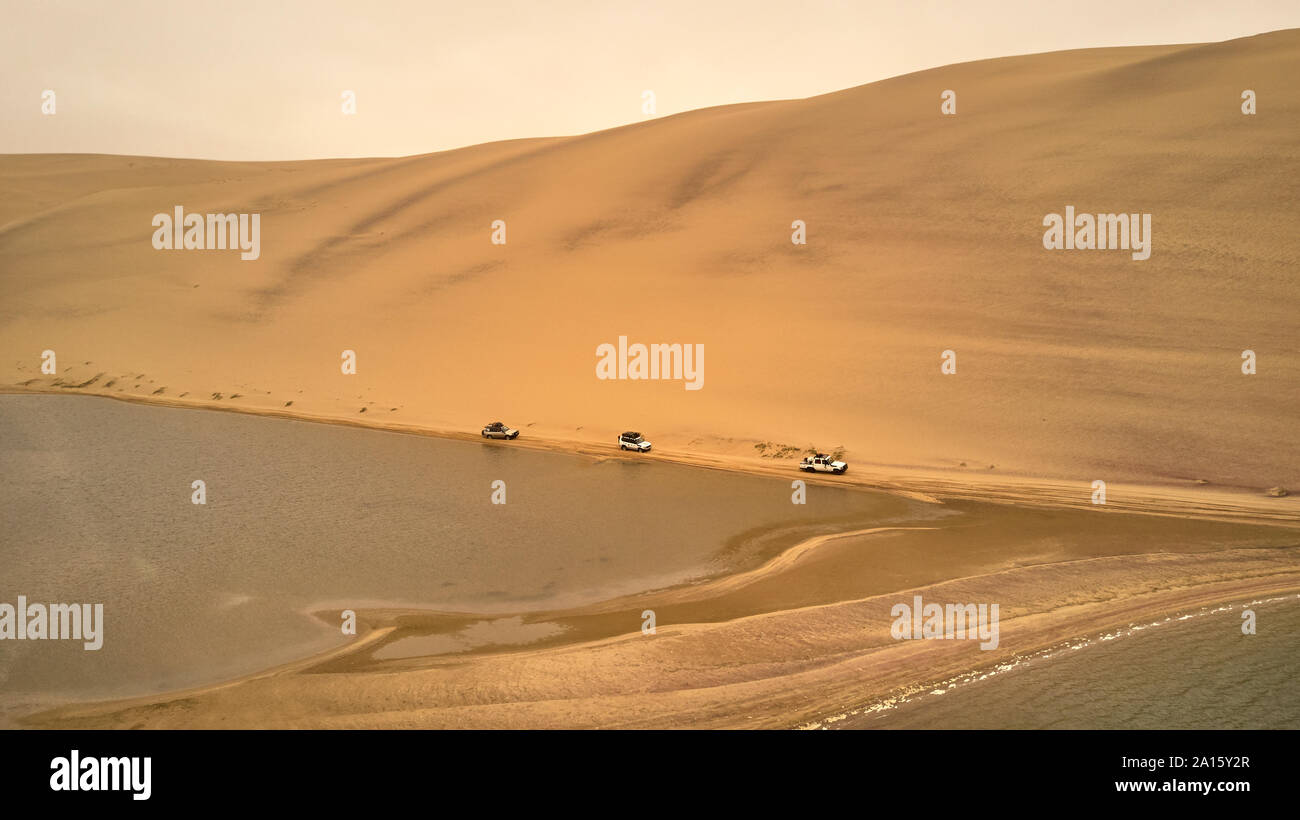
2,0,1297,160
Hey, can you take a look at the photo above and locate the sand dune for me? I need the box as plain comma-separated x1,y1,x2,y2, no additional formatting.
3,30,1299,492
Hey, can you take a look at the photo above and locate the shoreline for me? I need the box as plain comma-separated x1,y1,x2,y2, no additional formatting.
5,386,1297,528
804,589,1300,730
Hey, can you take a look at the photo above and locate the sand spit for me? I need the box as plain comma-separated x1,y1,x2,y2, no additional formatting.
24,547,1300,729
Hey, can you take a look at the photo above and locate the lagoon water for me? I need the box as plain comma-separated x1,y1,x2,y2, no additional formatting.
0,394,904,707
838,595,1300,729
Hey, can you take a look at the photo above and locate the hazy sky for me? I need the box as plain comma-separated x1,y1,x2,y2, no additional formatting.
3,0,1297,160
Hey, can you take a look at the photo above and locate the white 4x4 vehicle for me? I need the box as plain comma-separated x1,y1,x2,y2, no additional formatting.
618,431,652,452
800,453,847,474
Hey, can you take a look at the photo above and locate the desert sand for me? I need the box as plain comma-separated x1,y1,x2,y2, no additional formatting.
4,30,1300,728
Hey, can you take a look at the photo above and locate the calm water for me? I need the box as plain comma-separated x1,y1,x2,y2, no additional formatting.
834,595,1300,730
0,394,909,706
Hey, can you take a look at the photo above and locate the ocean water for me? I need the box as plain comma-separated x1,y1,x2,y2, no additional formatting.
0,394,911,705
832,595,1300,730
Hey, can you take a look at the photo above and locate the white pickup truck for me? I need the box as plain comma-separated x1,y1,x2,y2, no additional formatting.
799,453,847,474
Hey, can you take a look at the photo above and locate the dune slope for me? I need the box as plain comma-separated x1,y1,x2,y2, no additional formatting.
2,30,1298,489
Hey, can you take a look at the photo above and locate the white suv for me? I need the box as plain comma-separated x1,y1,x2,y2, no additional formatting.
482,421,519,440
618,431,652,452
